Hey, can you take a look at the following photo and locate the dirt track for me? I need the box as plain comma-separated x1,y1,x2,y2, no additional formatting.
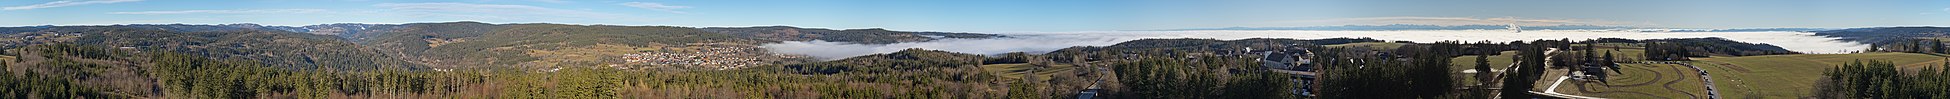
1661,65,1701,99
1572,64,1705,99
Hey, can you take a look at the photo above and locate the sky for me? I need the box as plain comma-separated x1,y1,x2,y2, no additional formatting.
2,0,1948,32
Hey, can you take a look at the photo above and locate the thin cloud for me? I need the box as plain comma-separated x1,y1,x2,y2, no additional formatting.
619,2,689,13
373,3,639,21
1279,16,1649,26
529,0,570,3
2,0,143,10
107,9,327,15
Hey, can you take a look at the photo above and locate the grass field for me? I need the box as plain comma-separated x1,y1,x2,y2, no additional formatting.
1574,43,1650,62
1450,51,1519,71
1690,52,1947,99
1555,63,1709,99
979,63,1078,82
1450,51,1516,85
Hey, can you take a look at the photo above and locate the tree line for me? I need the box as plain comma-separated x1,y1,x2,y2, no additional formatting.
1868,38,1949,54
1813,60,1950,98
1312,41,1468,98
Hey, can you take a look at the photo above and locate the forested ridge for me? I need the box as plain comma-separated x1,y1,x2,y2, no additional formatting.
0,25,417,70
355,22,762,67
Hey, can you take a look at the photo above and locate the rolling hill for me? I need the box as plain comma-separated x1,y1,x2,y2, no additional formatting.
1690,52,1948,98
0,25,420,70
348,22,769,68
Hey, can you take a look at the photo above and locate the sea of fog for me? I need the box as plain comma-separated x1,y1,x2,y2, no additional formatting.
763,30,1869,60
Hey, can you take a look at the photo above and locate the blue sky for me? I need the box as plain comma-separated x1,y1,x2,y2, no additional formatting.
2,0,1947,32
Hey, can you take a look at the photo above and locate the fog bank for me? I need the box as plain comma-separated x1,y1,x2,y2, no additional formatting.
764,30,1868,60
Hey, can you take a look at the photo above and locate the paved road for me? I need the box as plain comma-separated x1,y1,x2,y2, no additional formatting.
1675,63,1722,99
1077,61,1109,98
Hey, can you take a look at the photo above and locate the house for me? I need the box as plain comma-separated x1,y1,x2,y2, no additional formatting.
1260,51,1295,69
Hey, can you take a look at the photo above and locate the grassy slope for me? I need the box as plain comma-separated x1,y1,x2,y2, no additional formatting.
979,63,1077,83
1691,52,1946,99
1559,63,1708,99
1450,51,1515,85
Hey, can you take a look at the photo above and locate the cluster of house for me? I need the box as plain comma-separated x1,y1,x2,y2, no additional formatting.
1252,46,1318,97
619,43,806,70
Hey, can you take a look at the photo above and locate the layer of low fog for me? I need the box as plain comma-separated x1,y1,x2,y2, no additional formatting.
764,30,1869,60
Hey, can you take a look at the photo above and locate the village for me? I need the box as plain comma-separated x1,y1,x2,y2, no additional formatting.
618,43,810,70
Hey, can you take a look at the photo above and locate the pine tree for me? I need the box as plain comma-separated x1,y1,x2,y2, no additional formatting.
1645,42,1662,61
1870,43,1882,52
1581,41,1596,71
1472,49,1494,99
1926,39,1942,53
1500,41,1541,98
1605,51,1620,73
1475,51,1493,84
1913,40,1925,53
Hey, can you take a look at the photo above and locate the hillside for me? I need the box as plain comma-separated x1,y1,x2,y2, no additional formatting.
700,26,1006,44
1,44,156,98
354,22,781,68
1689,53,1948,98
233,22,994,68
2,22,1008,70
0,25,418,70
0,43,354,98
779,48,986,74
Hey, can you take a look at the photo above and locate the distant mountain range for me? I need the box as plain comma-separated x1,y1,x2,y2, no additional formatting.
0,21,1008,69
1814,26,1950,43
1169,24,1833,32
700,26,1006,44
